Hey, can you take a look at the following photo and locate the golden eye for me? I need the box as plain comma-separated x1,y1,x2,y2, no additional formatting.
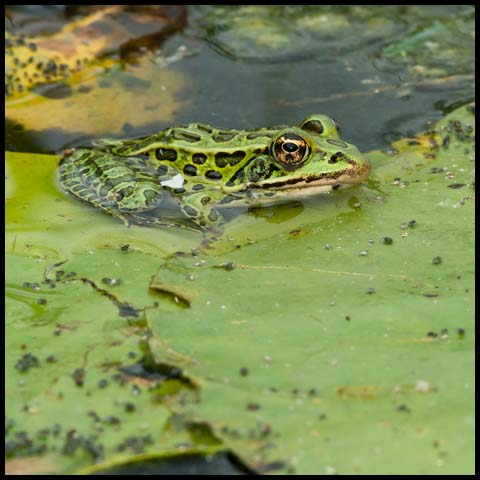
271,133,310,170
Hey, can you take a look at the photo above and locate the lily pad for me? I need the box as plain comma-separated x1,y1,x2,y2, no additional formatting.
5,103,474,474
5,246,239,473
144,103,475,474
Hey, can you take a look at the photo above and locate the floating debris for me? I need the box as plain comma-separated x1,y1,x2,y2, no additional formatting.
15,353,40,372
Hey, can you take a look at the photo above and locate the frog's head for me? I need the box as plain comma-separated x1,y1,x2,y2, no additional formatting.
244,115,371,195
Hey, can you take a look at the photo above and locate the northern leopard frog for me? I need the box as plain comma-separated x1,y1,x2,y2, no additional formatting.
59,114,371,230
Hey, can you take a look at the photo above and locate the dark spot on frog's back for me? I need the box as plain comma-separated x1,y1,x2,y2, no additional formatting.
208,210,220,222
156,148,177,161
143,189,159,201
103,173,135,188
219,195,236,205
117,185,134,199
196,124,213,134
212,131,237,142
183,164,198,176
215,151,246,168
157,164,168,176
183,205,198,217
98,185,110,198
205,170,223,180
171,129,202,143
192,153,207,165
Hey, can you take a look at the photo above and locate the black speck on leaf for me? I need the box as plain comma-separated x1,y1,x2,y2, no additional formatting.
15,353,40,372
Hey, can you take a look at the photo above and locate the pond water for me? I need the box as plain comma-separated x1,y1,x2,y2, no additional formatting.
6,5,474,154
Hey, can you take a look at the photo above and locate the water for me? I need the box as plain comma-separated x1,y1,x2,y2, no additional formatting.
5,5,475,153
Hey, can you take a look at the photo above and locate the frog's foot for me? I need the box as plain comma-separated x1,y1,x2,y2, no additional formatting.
180,193,226,231
179,200,225,248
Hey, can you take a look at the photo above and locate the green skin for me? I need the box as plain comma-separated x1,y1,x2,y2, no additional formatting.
58,114,371,231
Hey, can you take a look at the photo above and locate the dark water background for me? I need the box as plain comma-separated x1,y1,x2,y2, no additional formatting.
5,5,475,154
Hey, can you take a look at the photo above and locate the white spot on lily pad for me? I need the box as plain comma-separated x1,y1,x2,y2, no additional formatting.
415,379,432,392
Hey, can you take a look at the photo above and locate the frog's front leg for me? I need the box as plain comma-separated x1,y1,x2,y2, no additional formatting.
180,155,275,230
241,154,277,183
180,190,226,230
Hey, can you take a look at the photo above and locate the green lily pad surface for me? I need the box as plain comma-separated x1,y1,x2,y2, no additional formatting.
5,104,474,474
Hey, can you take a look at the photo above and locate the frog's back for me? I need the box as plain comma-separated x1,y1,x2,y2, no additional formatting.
84,123,282,183
109,123,280,156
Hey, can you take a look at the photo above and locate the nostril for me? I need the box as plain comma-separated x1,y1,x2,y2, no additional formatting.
329,152,346,164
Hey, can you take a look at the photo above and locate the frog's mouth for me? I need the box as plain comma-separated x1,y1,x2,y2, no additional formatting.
220,165,371,208
249,164,371,191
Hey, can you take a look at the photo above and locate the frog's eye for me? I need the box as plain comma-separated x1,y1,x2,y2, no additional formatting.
271,133,310,170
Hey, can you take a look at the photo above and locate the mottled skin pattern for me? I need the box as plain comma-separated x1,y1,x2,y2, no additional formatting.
58,114,371,230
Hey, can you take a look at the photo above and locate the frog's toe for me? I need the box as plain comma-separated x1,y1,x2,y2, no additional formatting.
108,210,132,227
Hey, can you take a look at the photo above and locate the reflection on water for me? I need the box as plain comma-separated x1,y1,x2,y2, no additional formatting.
5,5,474,153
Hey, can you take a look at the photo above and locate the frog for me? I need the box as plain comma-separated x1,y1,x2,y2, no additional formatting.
58,114,371,231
